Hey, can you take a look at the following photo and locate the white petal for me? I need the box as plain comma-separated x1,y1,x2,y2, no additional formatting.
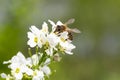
26,68,33,75
27,32,35,39
48,20,56,32
45,48,53,56
37,71,44,78
26,58,33,67
17,52,26,63
47,33,59,47
11,56,19,63
21,65,33,75
48,20,56,26
32,70,44,80
44,58,51,65
60,31,68,40
27,40,36,47
56,21,63,25
14,72,23,79
30,25,40,35
65,51,73,55
41,66,51,76
42,22,48,34
9,63,20,70
31,54,39,65
3,60,11,64
68,43,76,50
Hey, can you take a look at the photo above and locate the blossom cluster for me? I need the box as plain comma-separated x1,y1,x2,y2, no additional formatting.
1,20,76,80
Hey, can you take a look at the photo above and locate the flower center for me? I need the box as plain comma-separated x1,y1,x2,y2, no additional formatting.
60,38,66,42
34,37,38,43
15,68,20,73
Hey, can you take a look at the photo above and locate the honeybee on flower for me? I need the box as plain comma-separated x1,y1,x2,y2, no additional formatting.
1,19,80,80
49,19,80,40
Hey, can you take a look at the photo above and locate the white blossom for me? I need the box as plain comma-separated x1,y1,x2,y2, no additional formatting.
32,69,44,80
41,66,51,76
59,41,76,55
4,52,30,66
27,25,42,48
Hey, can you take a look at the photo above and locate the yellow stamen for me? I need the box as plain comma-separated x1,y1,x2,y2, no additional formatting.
60,38,65,42
15,68,20,73
34,37,38,43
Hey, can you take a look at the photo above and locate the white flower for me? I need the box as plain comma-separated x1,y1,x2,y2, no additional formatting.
9,63,33,79
4,52,30,66
32,70,44,80
27,25,42,48
41,66,51,77
59,31,69,42
27,25,50,48
10,64,24,79
59,41,76,55
47,33,59,49
3,52,33,79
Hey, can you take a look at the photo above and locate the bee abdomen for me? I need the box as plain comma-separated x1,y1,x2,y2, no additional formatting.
68,32,73,40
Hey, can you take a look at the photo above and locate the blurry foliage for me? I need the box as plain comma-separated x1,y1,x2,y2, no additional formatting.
0,0,120,80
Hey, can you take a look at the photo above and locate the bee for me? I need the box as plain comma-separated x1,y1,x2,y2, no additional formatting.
54,18,80,40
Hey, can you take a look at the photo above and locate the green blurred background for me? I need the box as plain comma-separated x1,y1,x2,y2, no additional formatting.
0,0,120,80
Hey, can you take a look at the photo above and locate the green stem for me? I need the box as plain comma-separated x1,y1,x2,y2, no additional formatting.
38,52,46,66
28,48,33,66
36,46,39,55
28,48,32,57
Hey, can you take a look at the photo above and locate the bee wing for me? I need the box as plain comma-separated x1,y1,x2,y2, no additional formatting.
70,28,81,33
65,18,75,25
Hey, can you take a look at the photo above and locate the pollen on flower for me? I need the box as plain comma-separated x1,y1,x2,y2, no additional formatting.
45,42,49,47
59,45,65,52
15,68,20,73
60,38,66,42
34,37,38,43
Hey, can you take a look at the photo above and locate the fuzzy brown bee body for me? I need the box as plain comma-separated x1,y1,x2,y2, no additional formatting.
67,31,73,40
54,25,66,33
54,19,80,40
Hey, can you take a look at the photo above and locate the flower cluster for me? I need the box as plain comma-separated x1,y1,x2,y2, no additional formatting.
1,20,76,80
